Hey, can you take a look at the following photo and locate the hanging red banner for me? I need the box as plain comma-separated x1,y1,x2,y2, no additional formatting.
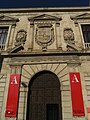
87,107,90,113
70,72,85,116
5,74,21,117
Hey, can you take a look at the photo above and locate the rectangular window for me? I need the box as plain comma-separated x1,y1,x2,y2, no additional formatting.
81,25,90,43
0,27,8,50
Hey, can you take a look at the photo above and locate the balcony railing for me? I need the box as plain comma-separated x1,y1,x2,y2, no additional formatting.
85,43,90,49
0,44,5,50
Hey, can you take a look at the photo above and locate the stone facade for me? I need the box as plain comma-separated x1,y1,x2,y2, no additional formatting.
0,7,90,120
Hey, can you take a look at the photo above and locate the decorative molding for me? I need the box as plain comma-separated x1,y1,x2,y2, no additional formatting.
71,13,90,20
28,14,62,52
0,15,19,22
15,29,27,46
21,63,68,84
70,13,90,25
28,14,62,22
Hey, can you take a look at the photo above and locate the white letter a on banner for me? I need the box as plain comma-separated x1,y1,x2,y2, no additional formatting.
72,74,79,83
11,76,18,84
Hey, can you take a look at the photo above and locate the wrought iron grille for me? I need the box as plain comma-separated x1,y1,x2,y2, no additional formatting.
0,27,8,50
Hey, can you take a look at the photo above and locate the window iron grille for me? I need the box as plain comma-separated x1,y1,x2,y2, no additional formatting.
0,27,8,50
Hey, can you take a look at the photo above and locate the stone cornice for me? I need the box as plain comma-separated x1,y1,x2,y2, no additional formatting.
0,7,90,13
0,51,90,57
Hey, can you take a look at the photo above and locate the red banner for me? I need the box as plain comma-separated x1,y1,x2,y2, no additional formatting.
70,72,85,116
87,107,90,113
5,74,21,117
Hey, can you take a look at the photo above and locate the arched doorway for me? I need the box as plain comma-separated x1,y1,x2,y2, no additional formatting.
26,71,62,120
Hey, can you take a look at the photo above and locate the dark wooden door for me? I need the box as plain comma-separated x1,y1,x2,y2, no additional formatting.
47,104,59,120
26,71,62,120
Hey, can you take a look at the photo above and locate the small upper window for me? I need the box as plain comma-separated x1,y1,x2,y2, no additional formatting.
81,25,90,43
0,27,8,50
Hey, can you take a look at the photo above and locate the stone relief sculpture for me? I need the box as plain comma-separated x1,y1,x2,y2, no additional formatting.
35,23,54,51
15,29,27,46
63,28,75,44
63,28,80,51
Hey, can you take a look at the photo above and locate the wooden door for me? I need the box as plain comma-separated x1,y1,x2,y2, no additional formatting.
26,71,62,120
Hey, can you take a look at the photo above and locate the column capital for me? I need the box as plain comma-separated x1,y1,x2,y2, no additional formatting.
9,65,22,74
12,23,16,28
30,21,34,27
56,22,60,27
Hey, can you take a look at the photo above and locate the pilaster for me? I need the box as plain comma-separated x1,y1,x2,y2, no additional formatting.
28,22,34,51
56,22,62,50
8,24,16,49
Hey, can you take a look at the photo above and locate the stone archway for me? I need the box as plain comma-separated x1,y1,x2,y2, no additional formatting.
26,70,62,120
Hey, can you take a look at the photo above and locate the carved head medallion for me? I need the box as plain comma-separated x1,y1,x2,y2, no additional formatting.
15,29,27,46
63,28,75,44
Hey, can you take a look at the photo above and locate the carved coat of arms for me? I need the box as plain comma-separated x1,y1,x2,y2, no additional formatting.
35,24,54,50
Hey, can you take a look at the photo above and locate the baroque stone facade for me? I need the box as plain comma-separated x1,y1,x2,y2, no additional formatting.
0,7,90,120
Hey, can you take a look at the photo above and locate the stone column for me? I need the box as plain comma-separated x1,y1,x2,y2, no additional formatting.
56,22,62,50
74,20,84,49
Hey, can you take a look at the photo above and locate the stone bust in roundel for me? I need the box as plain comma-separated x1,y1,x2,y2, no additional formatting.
15,29,27,46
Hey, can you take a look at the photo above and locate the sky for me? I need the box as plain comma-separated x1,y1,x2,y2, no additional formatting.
0,0,89,8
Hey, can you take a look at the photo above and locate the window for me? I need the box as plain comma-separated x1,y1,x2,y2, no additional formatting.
81,25,90,43
0,27,8,50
